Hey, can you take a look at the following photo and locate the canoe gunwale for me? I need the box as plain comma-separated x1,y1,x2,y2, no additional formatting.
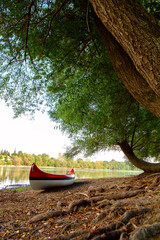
29,176,75,180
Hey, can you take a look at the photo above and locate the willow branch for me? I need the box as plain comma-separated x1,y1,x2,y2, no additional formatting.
132,132,148,149
38,0,67,60
25,1,35,61
133,138,148,150
130,103,139,148
86,1,91,33
27,47,39,72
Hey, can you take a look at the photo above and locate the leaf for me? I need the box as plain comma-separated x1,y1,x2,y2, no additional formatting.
39,228,45,233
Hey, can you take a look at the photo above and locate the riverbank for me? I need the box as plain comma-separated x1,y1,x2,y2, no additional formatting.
1,174,160,239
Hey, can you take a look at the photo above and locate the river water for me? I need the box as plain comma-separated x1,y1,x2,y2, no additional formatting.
0,165,141,189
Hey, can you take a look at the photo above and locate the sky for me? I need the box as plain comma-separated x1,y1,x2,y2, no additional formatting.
0,101,125,161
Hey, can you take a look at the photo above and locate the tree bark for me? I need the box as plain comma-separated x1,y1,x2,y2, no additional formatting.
90,0,160,118
93,14,160,118
119,140,160,173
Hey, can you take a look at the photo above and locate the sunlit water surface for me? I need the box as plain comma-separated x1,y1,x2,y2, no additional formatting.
0,165,141,189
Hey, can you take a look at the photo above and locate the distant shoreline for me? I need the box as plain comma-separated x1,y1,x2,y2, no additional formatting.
0,164,142,172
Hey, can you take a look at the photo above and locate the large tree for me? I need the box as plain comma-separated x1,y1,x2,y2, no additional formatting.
47,50,160,173
0,0,160,172
90,0,160,118
0,0,160,117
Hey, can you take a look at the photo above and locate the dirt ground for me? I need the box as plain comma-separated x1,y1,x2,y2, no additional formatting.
1,173,160,240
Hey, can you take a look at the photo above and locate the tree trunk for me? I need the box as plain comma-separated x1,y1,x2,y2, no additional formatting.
90,0,160,118
93,14,160,118
119,140,160,173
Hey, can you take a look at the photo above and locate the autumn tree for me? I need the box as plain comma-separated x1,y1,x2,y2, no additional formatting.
12,155,22,165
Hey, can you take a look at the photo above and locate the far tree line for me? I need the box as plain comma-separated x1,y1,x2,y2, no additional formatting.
0,150,139,171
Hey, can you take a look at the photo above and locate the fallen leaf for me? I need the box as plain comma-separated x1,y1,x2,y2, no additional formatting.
39,228,45,233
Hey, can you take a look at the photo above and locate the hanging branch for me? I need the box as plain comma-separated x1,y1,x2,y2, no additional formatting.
24,1,35,61
38,0,67,60
34,9,58,26
130,103,139,148
86,0,91,33
86,2,101,57
76,39,90,60
27,47,39,72
132,132,149,150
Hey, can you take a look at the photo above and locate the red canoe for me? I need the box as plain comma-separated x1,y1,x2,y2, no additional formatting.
29,163,75,190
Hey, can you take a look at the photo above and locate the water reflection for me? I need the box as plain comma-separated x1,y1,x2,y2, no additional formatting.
0,166,30,188
0,165,140,189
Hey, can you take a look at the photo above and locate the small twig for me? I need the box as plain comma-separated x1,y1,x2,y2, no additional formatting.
86,1,91,33
25,225,47,239
132,133,148,150
6,47,25,67
75,192,89,198
3,232,20,240
27,47,39,71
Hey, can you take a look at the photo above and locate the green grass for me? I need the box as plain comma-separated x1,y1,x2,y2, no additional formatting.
2,185,31,192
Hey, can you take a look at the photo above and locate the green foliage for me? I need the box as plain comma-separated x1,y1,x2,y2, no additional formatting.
0,0,159,117
0,0,160,163
48,53,160,160
138,0,160,19
0,0,95,116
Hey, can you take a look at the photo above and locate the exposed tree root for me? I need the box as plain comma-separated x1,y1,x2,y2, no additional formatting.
29,210,67,223
29,199,92,223
24,175,160,240
29,189,143,224
88,186,105,196
143,173,160,179
68,199,91,212
50,208,151,240
80,229,124,240
92,211,107,223
51,230,90,240
96,199,112,209
110,195,156,209
120,232,129,240
91,190,143,202
129,222,160,240
148,176,160,189
81,208,151,240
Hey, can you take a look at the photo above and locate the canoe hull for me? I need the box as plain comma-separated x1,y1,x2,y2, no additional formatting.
29,163,75,190
30,178,75,190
